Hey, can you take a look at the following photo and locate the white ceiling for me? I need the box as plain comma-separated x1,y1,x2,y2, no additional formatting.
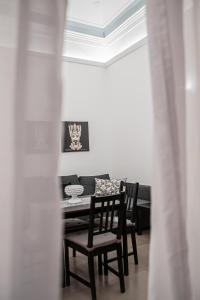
66,0,136,28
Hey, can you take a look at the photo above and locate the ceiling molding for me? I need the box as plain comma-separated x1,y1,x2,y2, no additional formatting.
62,37,147,68
66,20,104,38
105,7,146,46
104,0,144,37
105,37,147,67
64,30,104,47
66,0,145,38
63,6,147,65
62,56,105,67
64,7,145,46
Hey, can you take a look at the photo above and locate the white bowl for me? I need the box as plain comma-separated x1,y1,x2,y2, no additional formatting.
65,185,84,204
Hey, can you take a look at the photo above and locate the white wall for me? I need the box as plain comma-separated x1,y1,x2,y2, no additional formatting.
106,44,153,184
59,43,153,185
60,62,114,176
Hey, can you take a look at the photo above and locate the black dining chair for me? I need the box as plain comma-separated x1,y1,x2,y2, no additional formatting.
63,192,126,300
123,182,139,264
105,182,139,275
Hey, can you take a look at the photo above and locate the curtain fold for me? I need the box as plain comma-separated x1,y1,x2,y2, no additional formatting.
147,0,200,299
0,0,66,299
147,0,191,299
184,0,200,299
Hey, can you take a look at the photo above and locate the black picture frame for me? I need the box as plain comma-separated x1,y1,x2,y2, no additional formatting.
62,121,89,152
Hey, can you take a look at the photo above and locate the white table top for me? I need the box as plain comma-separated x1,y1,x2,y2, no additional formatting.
60,196,91,208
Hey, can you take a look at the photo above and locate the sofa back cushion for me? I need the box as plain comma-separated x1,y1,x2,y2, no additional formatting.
60,175,80,198
138,185,151,201
79,174,110,196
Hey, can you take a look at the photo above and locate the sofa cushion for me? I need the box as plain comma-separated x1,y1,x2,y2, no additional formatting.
79,174,110,196
138,185,151,201
61,175,79,185
60,175,80,198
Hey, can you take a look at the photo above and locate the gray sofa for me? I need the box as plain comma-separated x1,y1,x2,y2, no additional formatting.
137,185,151,234
60,174,110,198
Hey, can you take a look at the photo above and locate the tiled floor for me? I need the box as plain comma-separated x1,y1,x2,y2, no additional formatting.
62,231,150,300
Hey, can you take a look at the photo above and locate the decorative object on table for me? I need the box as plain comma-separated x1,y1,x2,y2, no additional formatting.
60,175,80,198
62,121,89,152
95,178,121,196
64,185,84,204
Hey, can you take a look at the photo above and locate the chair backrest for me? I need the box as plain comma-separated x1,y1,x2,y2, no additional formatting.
87,192,125,248
124,182,139,223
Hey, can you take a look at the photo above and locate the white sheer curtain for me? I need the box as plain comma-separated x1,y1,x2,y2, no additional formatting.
147,0,200,299
0,1,66,300
184,0,200,299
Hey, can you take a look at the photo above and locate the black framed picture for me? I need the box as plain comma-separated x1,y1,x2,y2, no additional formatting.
62,121,89,152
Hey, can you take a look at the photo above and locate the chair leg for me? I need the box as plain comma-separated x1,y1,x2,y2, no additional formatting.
104,253,108,276
131,227,138,265
88,253,97,300
62,243,65,288
98,254,103,275
117,243,125,293
73,249,76,257
123,231,129,276
64,242,70,286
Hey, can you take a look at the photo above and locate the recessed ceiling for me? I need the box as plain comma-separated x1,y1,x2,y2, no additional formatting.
67,0,136,28
63,0,146,65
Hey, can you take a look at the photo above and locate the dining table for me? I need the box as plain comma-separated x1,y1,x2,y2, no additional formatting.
62,196,129,276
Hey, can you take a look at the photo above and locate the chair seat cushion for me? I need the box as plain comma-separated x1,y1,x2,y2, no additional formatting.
63,218,89,233
64,231,120,251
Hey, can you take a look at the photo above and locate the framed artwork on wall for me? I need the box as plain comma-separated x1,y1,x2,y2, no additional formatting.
62,121,89,152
